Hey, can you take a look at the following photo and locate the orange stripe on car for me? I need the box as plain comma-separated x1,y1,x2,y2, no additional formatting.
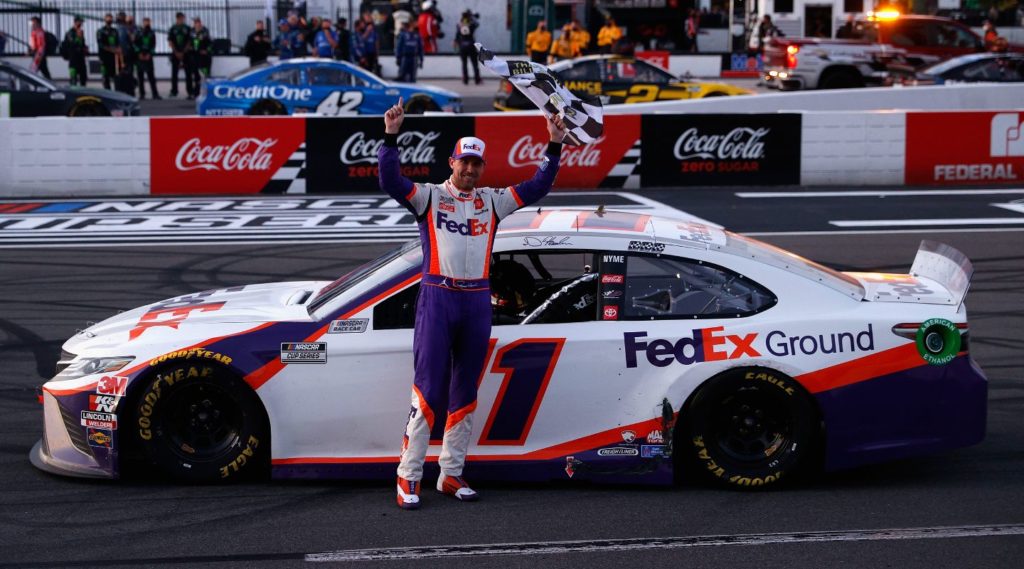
796,342,923,394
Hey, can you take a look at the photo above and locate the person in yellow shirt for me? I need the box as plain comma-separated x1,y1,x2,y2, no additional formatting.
597,18,622,54
570,20,590,55
548,24,579,63
525,20,552,64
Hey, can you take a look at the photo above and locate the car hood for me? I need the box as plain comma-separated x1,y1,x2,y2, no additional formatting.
389,81,461,99
64,281,328,355
60,86,137,104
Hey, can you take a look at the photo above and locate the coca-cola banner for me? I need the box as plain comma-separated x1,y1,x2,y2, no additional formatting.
305,116,473,193
640,114,801,186
475,115,640,188
150,117,306,195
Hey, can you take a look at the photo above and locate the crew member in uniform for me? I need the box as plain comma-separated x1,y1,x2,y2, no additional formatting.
133,17,160,99
188,17,212,100
64,16,89,87
378,98,567,509
167,12,192,98
96,13,120,90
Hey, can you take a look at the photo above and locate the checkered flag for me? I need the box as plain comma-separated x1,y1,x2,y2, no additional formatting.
260,143,307,194
477,44,603,146
600,139,642,189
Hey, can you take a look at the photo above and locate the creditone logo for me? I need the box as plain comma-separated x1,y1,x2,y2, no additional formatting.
624,327,759,368
674,127,769,161
436,211,489,236
212,84,312,102
339,131,440,165
508,135,602,168
175,137,277,172
991,113,1024,157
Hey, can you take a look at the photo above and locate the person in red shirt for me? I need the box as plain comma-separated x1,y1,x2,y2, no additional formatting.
29,16,50,79
418,1,440,54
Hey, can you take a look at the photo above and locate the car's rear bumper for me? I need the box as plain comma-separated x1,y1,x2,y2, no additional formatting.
818,354,987,471
30,390,117,479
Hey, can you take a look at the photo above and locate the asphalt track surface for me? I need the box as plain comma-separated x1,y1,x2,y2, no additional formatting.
1,187,1022,568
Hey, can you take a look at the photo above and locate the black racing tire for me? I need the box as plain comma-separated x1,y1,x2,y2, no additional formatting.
682,367,818,489
132,362,269,483
68,100,110,117
404,96,438,114
248,98,286,115
818,69,863,90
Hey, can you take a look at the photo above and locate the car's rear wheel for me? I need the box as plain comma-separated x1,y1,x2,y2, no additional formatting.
248,98,286,115
68,100,110,117
132,363,269,482
818,69,863,89
682,367,818,488
404,96,438,114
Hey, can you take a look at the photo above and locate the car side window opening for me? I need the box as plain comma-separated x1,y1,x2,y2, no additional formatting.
0,71,15,91
309,66,352,86
267,68,301,85
621,255,776,320
558,61,601,81
632,61,673,84
491,250,599,325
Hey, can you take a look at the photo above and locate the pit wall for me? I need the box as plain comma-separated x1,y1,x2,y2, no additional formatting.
1,106,1022,196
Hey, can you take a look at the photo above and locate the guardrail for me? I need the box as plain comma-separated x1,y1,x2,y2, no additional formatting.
0,108,1021,196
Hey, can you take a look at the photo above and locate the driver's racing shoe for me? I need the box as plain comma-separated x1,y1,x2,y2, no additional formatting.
437,475,479,502
396,476,421,510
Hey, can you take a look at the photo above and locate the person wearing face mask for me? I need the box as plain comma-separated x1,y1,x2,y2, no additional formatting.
96,13,120,90
526,20,551,64
134,17,160,99
188,17,211,100
167,12,192,98
63,16,89,86
378,97,566,510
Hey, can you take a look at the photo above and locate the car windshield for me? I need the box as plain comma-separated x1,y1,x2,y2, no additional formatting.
308,240,421,314
6,63,56,90
922,54,986,75
228,62,271,80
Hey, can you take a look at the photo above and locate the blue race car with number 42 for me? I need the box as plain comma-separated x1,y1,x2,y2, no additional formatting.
197,58,462,116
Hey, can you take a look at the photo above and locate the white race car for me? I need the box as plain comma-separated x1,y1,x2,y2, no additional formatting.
32,209,986,488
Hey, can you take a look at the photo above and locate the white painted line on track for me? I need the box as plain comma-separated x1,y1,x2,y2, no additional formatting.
736,189,1024,198
305,524,1024,562
745,227,1024,237
830,218,1024,227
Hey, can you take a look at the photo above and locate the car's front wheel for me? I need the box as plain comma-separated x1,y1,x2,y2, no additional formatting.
132,363,269,482
682,367,819,488
404,96,439,114
68,99,110,117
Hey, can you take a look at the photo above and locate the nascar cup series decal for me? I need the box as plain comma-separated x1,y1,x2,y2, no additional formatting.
916,318,961,365
624,325,875,367
280,342,327,364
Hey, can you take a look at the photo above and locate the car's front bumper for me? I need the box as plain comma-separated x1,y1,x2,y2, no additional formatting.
30,390,117,479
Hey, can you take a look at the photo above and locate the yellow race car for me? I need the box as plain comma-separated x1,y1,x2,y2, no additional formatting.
493,55,750,111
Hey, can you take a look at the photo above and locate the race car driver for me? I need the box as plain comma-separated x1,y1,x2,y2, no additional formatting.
379,97,566,509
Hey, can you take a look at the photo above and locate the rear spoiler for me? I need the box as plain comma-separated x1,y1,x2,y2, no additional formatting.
910,240,974,309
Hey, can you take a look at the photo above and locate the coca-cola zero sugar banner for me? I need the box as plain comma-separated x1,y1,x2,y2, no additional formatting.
476,115,640,188
150,117,306,194
641,114,801,186
305,116,473,193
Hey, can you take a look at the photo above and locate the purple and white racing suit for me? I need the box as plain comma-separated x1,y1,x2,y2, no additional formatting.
378,132,561,481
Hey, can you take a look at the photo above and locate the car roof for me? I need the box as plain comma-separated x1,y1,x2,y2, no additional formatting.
495,209,864,299
550,55,641,69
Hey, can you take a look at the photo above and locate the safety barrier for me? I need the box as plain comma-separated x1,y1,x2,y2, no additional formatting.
0,108,1021,196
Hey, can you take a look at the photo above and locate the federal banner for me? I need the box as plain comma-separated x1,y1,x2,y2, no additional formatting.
305,116,474,193
150,117,306,195
476,114,641,189
640,114,801,186
906,111,1024,186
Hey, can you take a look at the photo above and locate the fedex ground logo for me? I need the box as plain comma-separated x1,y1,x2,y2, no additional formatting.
436,211,489,236
624,327,758,368
624,325,876,368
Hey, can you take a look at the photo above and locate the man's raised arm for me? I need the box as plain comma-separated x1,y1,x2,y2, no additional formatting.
377,97,422,214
